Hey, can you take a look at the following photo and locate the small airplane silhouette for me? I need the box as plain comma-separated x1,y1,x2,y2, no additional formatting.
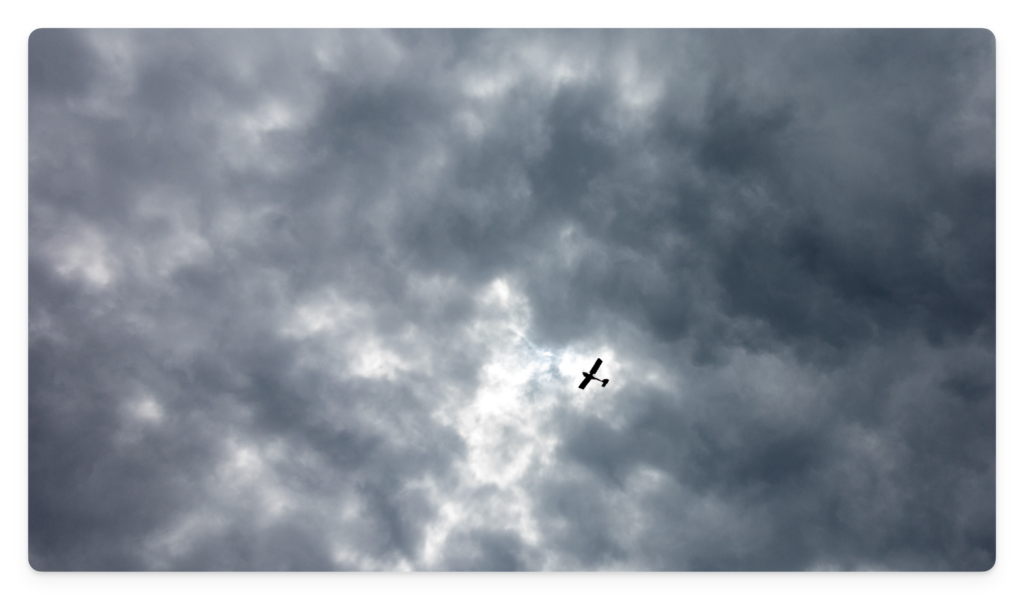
579,358,609,389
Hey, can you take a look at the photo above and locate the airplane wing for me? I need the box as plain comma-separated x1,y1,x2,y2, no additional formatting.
579,377,591,389
589,358,603,374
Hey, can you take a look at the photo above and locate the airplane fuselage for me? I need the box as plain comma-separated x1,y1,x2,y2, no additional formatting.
579,358,609,389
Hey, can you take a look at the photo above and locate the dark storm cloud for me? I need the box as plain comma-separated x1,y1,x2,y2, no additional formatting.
440,527,540,571
29,29,993,570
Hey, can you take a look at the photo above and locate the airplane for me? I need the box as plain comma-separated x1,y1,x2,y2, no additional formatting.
579,358,609,389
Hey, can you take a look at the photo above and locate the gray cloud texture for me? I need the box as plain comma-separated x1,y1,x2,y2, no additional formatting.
29,29,994,571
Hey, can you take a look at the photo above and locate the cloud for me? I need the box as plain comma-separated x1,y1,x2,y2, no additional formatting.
29,29,994,570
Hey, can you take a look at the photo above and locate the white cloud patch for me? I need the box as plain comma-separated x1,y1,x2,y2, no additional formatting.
46,223,119,289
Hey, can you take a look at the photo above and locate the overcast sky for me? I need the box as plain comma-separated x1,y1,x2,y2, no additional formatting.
28,29,995,571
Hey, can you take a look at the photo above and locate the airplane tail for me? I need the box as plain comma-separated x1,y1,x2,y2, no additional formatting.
602,379,609,387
